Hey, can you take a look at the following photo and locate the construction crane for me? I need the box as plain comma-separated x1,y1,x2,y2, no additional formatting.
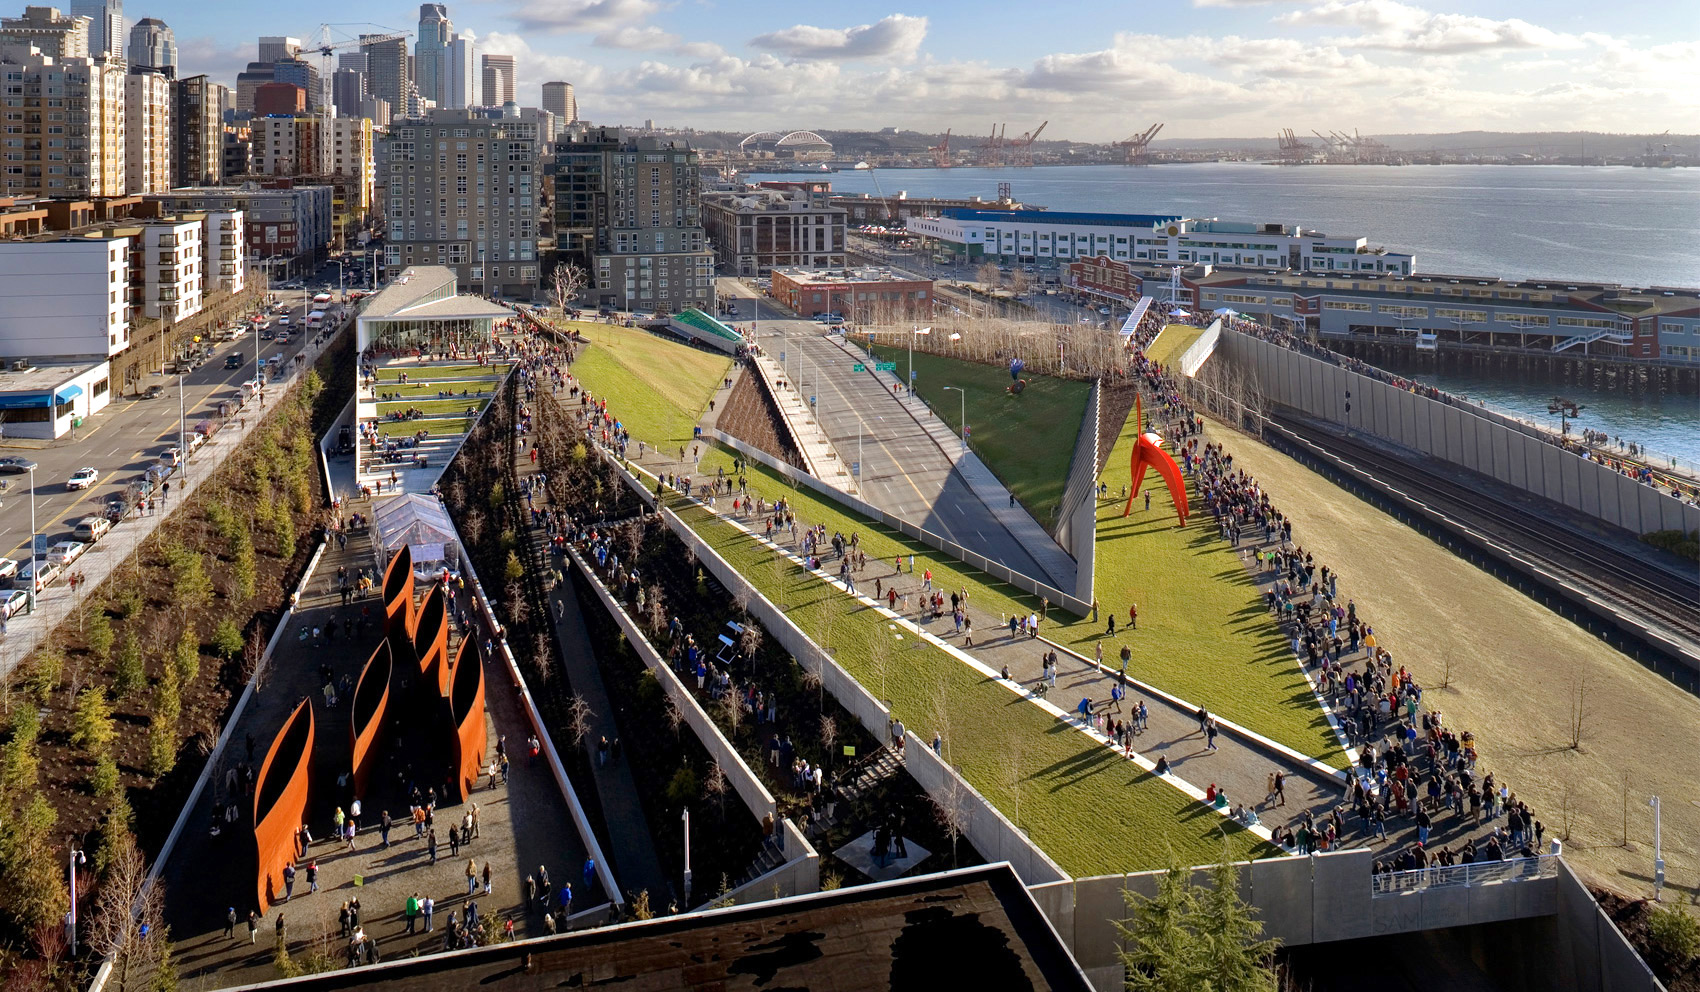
305,23,410,76
1276,128,1314,164
977,123,1006,167
1113,123,1164,165
929,128,952,169
1007,120,1047,167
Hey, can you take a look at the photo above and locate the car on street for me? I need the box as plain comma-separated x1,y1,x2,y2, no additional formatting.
0,457,29,475
47,540,86,566
0,558,17,582
160,447,182,466
72,516,110,543
225,353,244,368
145,384,165,399
187,432,206,452
726,304,739,316
276,332,291,345
66,467,99,490
1,588,28,617
16,558,59,593
277,316,291,326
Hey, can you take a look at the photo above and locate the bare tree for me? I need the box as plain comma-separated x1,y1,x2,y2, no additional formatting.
1567,674,1590,751
644,584,668,636
703,760,729,820
548,264,589,317
246,627,271,693
662,691,685,744
800,669,824,715
566,694,595,754
532,631,554,683
718,679,746,742
933,773,971,868
819,714,838,771
88,832,165,992
738,617,764,662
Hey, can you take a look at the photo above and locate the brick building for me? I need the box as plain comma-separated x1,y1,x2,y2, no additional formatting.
769,266,933,320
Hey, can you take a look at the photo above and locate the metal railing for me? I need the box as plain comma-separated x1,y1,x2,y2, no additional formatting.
1371,854,1558,895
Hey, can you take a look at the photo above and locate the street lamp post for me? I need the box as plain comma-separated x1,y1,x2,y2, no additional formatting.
1650,796,1664,901
908,326,931,405
681,808,692,904
20,460,38,614
178,370,188,487
942,385,967,452
67,844,85,957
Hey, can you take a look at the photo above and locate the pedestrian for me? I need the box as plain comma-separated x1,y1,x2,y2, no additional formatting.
1206,719,1219,752
1129,603,1138,629
405,893,419,934
423,895,435,932
483,861,493,895
306,860,318,893
380,811,391,848
428,828,438,864
248,910,259,943
225,907,237,940
583,857,595,888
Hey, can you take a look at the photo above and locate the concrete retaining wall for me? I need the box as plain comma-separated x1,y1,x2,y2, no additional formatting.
1177,318,1223,378
566,544,778,824
653,500,1069,887
1054,379,1100,604
714,818,821,907
706,429,1092,616
1220,330,1700,537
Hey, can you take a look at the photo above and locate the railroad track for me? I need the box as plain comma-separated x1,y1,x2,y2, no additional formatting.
1270,416,1700,648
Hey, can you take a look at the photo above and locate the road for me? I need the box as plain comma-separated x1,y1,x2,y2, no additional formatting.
0,261,349,569
715,277,1071,589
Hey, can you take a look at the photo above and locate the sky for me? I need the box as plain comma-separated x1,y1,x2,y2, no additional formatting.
116,0,1697,141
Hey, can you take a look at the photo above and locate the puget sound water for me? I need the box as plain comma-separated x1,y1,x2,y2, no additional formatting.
748,163,1700,464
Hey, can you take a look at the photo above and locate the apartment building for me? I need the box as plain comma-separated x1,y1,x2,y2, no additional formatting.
0,230,129,357
147,181,331,276
379,108,538,296
128,214,201,321
0,6,89,59
123,68,170,194
0,45,126,197
551,127,713,312
173,74,226,187
702,185,847,275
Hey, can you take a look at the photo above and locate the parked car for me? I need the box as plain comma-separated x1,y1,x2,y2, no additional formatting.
0,557,17,582
47,540,86,566
18,558,61,593
66,467,99,490
71,516,110,543
187,432,207,452
160,447,182,467
0,457,29,475
1,588,27,617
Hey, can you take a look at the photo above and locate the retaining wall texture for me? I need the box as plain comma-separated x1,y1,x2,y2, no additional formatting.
707,429,1092,616
1055,379,1101,604
1220,330,1700,536
716,818,821,907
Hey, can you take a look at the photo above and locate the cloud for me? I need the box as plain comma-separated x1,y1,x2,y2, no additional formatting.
1280,0,1584,53
1203,36,1375,78
506,0,660,35
750,14,928,62
592,25,726,58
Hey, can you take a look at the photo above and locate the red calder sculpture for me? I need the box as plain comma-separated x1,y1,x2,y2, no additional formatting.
350,641,393,798
252,698,314,914
1122,397,1189,526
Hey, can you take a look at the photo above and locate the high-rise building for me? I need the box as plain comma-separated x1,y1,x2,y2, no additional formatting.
253,82,305,116
126,16,173,76
359,97,391,128
338,51,367,73
414,3,451,107
552,128,714,312
332,68,367,117
173,74,226,187
123,69,170,193
70,0,119,59
0,6,91,59
364,34,409,122
0,47,125,196
480,54,514,107
701,186,847,275
379,109,538,296
445,33,475,109
541,81,576,123
271,58,321,111
257,36,300,64
234,62,275,113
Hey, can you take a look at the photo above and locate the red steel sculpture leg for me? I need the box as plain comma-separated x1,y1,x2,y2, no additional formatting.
1121,398,1189,525
349,641,394,798
383,544,414,642
252,699,314,914
413,581,450,696
446,636,488,803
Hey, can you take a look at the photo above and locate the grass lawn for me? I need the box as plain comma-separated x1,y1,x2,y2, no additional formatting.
570,325,732,453
374,363,507,382
376,398,489,417
1047,414,1347,767
376,417,474,437
373,382,501,399
672,499,1275,876
1143,324,1206,368
869,344,1090,529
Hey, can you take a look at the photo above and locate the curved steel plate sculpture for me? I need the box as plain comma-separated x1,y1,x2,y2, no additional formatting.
383,544,414,641
350,641,393,798
447,636,487,802
413,582,450,696
252,699,314,914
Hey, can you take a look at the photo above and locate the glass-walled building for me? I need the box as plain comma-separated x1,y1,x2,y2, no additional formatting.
356,265,511,359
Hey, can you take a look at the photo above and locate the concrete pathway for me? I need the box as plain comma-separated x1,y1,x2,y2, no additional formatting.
516,449,671,903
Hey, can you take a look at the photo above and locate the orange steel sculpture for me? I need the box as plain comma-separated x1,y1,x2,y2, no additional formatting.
252,699,314,914
349,641,394,798
445,636,488,802
1123,397,1189,526
383,544,414,641
413,582,450,695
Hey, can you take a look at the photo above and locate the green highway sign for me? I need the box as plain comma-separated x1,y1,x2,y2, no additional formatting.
876,361,897,372
852,363,866,372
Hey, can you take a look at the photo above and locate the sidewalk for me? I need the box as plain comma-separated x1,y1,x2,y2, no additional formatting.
516,450,670,902
0,327,340,683
747,356,859,495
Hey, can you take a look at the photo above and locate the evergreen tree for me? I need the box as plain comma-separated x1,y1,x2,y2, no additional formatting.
1193,858,1279,992
26,644,63,704
173,625,201,685
211,618,245,659
72,687,117,754
148,656,181,777
113,629,145,699
87,607,115,659
230,521,258,600
1116,859,1200,992
0,704,42,800
0,792,67,933
167,543,213,614
273,502,296,560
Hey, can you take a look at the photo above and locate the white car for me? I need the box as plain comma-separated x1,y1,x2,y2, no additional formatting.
187,432,207,452
1,588,27,617
277,316,291,326
17,558,61,593
0,557,17,582
66,467,99,490
47,540,86,566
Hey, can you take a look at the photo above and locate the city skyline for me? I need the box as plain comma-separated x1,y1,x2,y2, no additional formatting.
72,0,1697,139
